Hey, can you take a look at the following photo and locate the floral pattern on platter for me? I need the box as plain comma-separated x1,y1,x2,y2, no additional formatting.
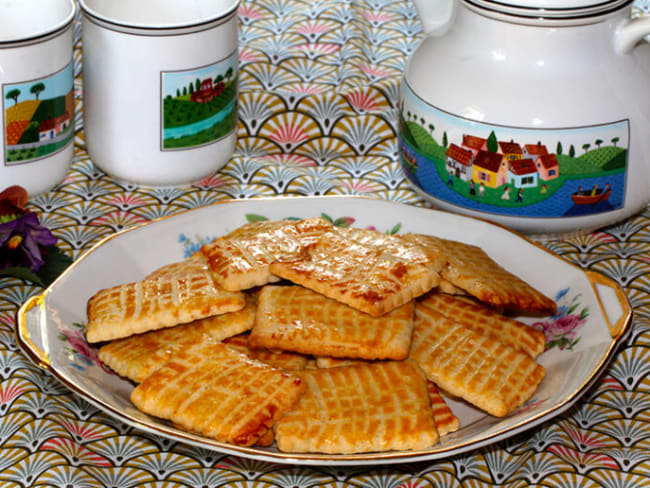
58,322,112,373
532,288,589,351
179,232,218,259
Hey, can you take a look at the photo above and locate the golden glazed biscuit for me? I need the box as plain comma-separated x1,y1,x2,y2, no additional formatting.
86,269,246,343
438,279,467,296
410,301,545,417
98,297,256,382
144,255,209,281
402,234,556,314
249,286,415,359
223,332,310,371
131,341,304,447
337,227,446,274
200,217,333,291
427,382,460,437
420,292,545,358
269,231,439,317
275,361,438,453
312,356,459,437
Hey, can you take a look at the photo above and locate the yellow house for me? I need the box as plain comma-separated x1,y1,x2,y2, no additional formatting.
472,150,505,188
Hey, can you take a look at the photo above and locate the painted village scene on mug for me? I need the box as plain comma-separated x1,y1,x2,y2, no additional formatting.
2,61,74,165
399,85,629,219
161,51,238,150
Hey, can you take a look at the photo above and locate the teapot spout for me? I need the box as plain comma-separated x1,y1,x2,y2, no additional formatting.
411,0,455,35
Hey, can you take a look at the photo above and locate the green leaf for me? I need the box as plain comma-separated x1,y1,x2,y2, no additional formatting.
320,213,333,224
387,223,402,235
35,245,73,287
0,266,44,286
567,303,579,314
333,217,355,228
245,214,267,223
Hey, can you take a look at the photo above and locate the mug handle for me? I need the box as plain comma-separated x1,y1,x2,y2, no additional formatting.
614,16,650,54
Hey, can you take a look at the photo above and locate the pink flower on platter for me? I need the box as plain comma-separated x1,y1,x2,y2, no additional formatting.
547,314,585,339
60,328,113,373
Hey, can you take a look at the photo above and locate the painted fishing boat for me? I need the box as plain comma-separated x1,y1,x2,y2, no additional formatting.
571,187,611,205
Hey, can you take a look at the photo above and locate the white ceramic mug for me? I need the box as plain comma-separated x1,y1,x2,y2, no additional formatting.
0,0,76,195
79,0,240,186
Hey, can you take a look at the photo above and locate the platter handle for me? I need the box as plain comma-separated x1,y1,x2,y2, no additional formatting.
15,295,52,372
586,270,632,340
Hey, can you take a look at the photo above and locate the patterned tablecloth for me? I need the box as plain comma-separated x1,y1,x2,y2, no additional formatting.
1,0,650,486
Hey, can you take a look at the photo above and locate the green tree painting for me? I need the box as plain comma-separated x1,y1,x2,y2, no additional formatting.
30,82,45,100
487,131,498,152
5,89,20,105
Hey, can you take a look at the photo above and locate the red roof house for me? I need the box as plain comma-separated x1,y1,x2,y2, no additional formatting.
536,154,559,181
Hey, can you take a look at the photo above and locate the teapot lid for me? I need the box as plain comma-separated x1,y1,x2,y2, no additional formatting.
466,0,633,18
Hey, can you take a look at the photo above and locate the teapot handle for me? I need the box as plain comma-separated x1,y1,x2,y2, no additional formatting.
614,16,650,54
412,0,456,35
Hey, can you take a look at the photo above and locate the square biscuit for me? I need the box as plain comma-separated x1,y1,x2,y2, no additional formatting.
420,292,545,358
200,217,333,291
275,361,438,453
409,301,545,417
337,227,446,274
249,285,415,360
144,255,209,281
223,332,310,371
99,297,256,382
131,341,304,447
269,231,438,317
86,268,246,343
402,234,556,315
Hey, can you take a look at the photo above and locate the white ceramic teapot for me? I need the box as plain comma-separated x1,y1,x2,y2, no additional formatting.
400,0,650,234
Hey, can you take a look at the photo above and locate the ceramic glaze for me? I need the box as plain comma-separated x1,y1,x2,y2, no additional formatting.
401,0,650,233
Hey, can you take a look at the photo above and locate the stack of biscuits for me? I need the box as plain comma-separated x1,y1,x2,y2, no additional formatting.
86,217,555,454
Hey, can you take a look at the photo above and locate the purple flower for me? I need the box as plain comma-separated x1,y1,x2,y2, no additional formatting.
0,212,57,271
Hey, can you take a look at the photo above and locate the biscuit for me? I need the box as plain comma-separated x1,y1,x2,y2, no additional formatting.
315,356,367,368
145,255,208,281
313,356,460,437
427,382,460,437
131,341,304,446
438,279,467,296
99,297,256,382
223,333,310,371
200,217,333,291
86,269,246,343
402,234,556,314
269,231,438,316
275,361,438,453
249,285,415,359
409,301,545,417
337,227,445,273
420,292,545,358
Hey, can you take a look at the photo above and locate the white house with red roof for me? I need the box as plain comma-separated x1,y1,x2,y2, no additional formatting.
445,143,474,181
39,112,70,141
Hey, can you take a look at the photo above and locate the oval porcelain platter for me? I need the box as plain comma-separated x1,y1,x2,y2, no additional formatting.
16,196,632,465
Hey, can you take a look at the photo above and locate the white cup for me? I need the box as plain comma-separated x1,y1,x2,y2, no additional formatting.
79,0,240,186
0,0,76,195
